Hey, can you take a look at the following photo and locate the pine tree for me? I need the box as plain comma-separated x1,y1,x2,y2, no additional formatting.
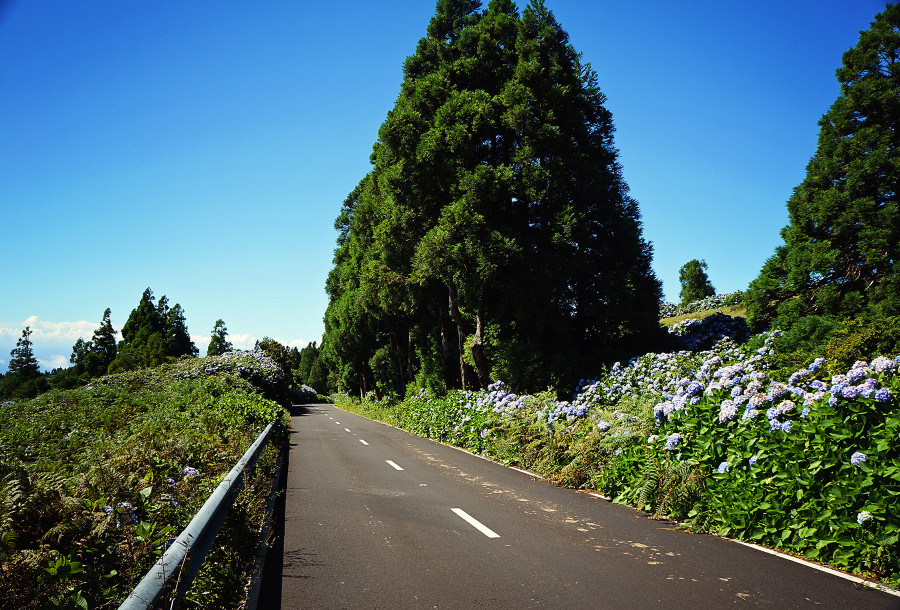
747,4,900,347
678,259,716,305
91,308,118,371
165,303,198,358
8,327,40,378
1,327,47,399
207,319,233,357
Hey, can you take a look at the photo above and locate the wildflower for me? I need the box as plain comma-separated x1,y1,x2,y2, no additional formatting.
871,356,893,374
742,407,760,421
718,400,738,422
850,451,867,468
842,385,860,399
665,433,681,450
167,478,176,487
104,505,113,514
809,357,826,372
182,466,200,477
717,461,730,474
857,510,874,525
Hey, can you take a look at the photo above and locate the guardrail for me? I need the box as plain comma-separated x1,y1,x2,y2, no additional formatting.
119,419,279,610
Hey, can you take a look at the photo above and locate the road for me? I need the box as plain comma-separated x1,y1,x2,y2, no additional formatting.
260,403,899,609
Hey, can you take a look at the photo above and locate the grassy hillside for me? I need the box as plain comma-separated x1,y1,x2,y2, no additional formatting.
0,351,290,609
660,304,747,327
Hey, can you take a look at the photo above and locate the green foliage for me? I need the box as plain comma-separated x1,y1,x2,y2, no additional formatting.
324,0,662,398
678,259,716,306
747,4,900,342
110,288,198,374
0,327,48,400
0,352,289,608
55,308,120,391
207,319,233,357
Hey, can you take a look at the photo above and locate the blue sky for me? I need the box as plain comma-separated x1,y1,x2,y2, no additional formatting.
0,0,886,372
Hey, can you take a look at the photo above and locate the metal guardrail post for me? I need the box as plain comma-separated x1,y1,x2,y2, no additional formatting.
119,419,277,610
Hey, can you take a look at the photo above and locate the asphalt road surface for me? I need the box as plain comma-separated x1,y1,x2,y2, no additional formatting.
260,403,899,609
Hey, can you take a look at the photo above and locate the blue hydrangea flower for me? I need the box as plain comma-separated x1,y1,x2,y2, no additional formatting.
875,388,892,402
748,456,758,466
182,466,200,476
665,433,681,450
801,407,810,418
717,461,730,474
850,451,867,468
596,420,611,432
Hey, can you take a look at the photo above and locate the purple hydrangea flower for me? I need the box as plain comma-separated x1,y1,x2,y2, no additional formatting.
842,386,860,399
182,466,200,477
850,451,867,468
875,388,892,402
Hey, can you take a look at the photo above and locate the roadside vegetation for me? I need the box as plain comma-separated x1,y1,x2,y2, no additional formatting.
336,298,900,587
0,350,291,609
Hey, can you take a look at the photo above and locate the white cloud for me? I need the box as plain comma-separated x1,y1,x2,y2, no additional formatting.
229,333,258,351
39,354,70,370
0,316,98,342
191,334,211,355
278,337,309,350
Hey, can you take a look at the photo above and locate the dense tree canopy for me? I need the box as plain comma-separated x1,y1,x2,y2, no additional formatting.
678,259,716,305
746,4,900,360
109,288,198,372
323,0,661,397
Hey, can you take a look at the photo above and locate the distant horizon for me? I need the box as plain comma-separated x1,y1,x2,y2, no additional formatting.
1,0,887,373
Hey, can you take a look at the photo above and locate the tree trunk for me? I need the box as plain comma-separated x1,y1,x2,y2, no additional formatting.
447,284,490,389
469,305,491,389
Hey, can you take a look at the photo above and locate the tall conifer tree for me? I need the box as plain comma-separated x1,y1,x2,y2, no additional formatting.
323,0,661,394
747,4,900,340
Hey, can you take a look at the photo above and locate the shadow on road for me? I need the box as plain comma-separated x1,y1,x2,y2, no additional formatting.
288,404,316,417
